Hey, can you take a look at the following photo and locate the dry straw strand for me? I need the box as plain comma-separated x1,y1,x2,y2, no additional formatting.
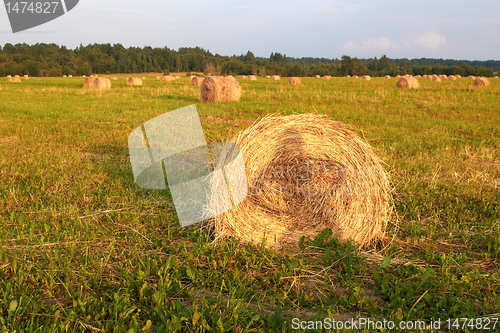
287,77,301,85
199,76,242,102
207,114,392,249
395,76,419,89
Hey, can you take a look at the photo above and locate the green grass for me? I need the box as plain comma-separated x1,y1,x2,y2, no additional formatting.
0,76,499,332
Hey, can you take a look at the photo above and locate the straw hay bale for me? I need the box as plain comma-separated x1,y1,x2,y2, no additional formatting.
473,77,490,86
239,75,247,79
415,75,421,78
287,77,301,85
161,75,175,82
92,77,111,90
68,75,72,78
90,75,94,78
142,77,146,80
190,76,205,86
23,75,29,79
8,77,21,82
175,76,180,79
396,76,419,89
112,78,117,80
156,76,161,80
324,75,331,80
468,75,476,80
384,75,391,79
404,74,410,78
431,76,441,82
456,75,461,78
271,75,280,80
266,75,271,78
314,75,320,78
439,75,447,79
448,75,457,80
127,78,143,86
6,75,11,78
247,75,257,81
346,75,351,78
361,75,371,81
396,75,401,78
495,76,499,78
207,114,391,249
352,75,359,79
83,77,96,88
199,76,242,102
63,75,67,78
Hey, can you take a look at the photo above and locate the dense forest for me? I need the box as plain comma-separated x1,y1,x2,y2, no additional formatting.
0,42,498,77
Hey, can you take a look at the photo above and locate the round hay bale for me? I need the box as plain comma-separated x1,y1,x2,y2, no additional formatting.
161,75,175,82
266,75,271,78
314,75,320,78
247,75,257,81
431,76,441,82
92,77,111,90
63,75,67,78
8,77,21,82
415,75,421,78
156,76,161,80
439,75,447,79
352,75,359,79
323,75,331,80
361,75,371,81
271,75,280,80
68,75,73,78
472,77,490,86
207,114,391,249
239,75,247,79
456,75,461,78
175,76,180,79
127,78,143,86
23,75,29,79
448,75,457,80
287,77,301,85
495,76,499,78
384,75,391,79
395,76,419,89
142,77,146,80
82,75,86,77
199,76,242,102
190,76,205,86
112,78,117,80
83,77,96,88
396,75,401,78
346,75,351,78
14,75,20,78
6,75,11,78
90,75,94,78
403,74,410,78
468,75,476,80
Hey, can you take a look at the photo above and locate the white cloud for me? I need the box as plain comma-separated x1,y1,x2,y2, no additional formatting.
414,31,448,51
342,36,398,52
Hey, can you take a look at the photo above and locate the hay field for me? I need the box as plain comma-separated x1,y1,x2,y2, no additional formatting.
0,75,499,332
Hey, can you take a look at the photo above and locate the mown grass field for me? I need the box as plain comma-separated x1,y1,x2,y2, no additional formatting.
0,74,499,332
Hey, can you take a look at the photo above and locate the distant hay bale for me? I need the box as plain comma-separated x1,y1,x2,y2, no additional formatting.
404,74,410,78
142,77,146,80
384,75,391,79
448,75,457,80
346,75,351,78
352,75,359,79
456,75,461,78
6,75,11,78
82,75,86,77
415,75,421,78
287,77,301,85
90,75,94,78
473,77,490,86
14,75,20,78
83,77,96,88
199,76,242,102
396,75,401,78
68,75,72,78
63,75,67,78
439,75,447,79
361,75,371,81
314,75,320,78
23,75,29,79
239,75,247,79
207,114,391,249
323,75,331,80
127,78,143,86
431,76,441,82
396,76,419,89
271,75,280,80
266,75,271,78
175,76,180,79
8,77,21,82
191,76,205,86
112,78,117,80
468,75,476,80
156,76,161,80
422,75,428,79
247,75,257,81
92,77,111,90
161,75,175,82
495,76,499,78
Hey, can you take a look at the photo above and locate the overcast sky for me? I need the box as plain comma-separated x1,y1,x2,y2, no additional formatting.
1,0,499,60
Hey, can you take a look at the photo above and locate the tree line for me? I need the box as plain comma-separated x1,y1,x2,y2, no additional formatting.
0,43,497,77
